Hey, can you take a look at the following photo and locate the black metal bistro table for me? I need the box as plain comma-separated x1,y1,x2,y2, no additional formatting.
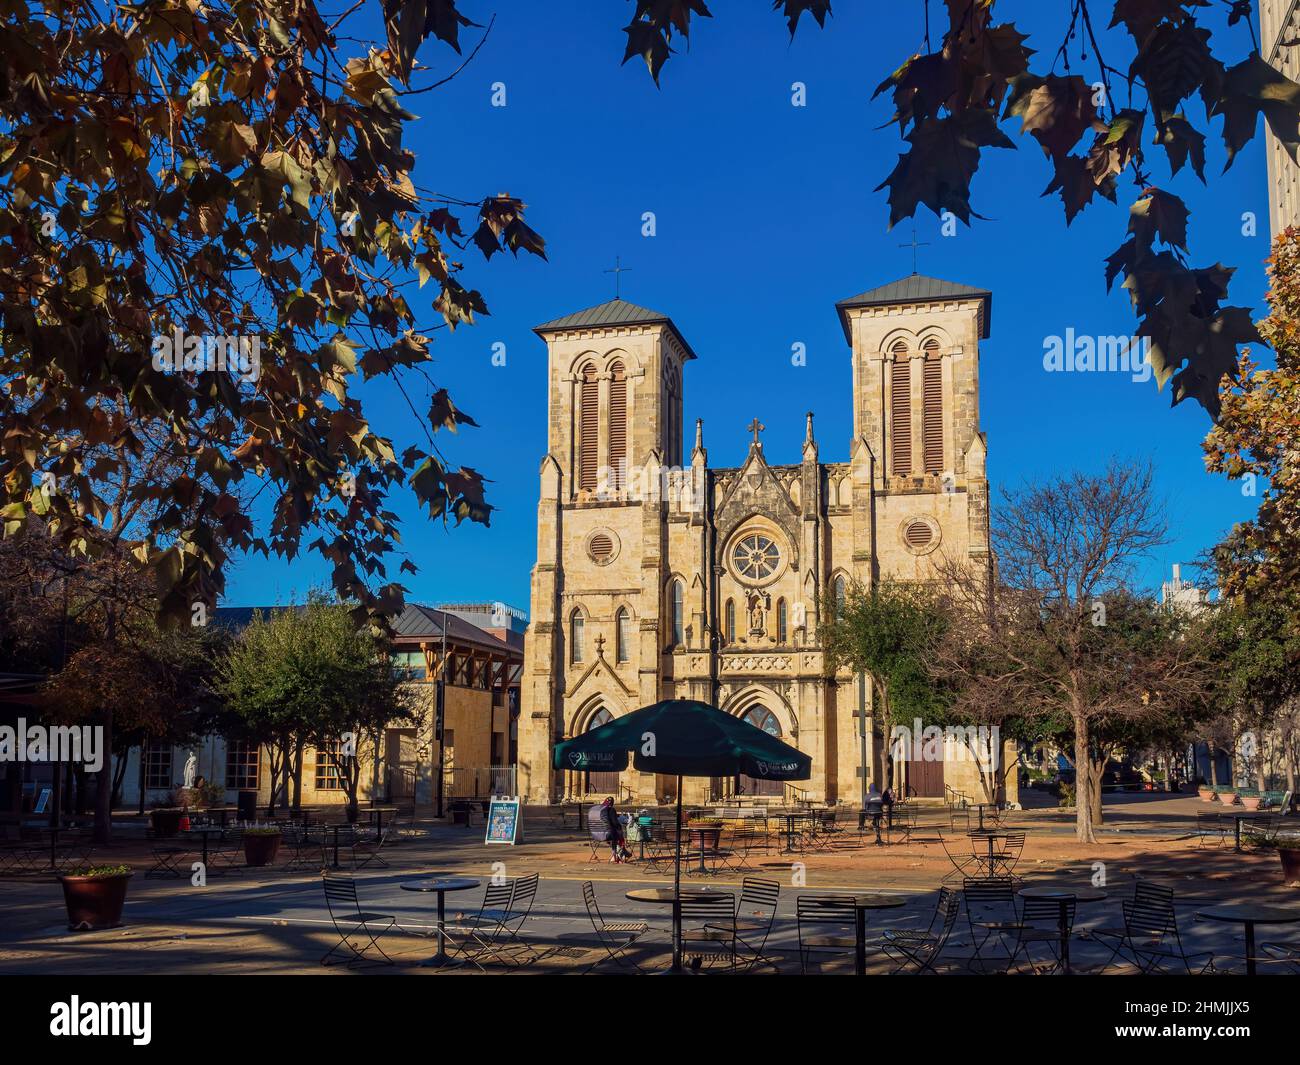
778,812,804,854
401,877,482,967
625,886,733,973
1195,904,1300,975
968,829,1014,877
326,823,352,869
182,826,224,869
970,803,996,831
1018,886,1107,974
359,805,399,838
852,894,907,975
1217,810,1271,854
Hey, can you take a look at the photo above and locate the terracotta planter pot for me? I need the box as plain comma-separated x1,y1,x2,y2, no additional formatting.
1223,792,1239,806
1279,848,1300,887
150,808,183,837
60,872,132,931
1198,788,1214,802
1241,796,1262,811
243,833,282,867
688,826,723,851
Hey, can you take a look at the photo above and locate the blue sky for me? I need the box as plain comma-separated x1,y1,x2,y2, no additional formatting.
225,1,1273,610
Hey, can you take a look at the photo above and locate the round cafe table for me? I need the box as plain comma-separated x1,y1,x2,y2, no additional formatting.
401,877,481,967
626,887,733,974
852,894,907,975
1195,903,1300,975
968,829,1014,877
1018,887,1107,974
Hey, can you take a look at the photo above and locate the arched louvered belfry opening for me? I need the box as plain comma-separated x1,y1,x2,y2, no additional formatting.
889,339,911,477
609,359,627,488
578,362,598,492
922,337,943,474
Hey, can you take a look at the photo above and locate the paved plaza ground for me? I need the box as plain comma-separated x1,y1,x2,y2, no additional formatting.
2,791,1295,975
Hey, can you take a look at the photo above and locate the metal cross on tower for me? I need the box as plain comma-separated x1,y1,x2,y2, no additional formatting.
604,256,632,299
899,224,930,275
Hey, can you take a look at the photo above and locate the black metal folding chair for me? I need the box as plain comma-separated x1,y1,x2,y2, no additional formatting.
452,874,543,970
1260,942,1300,973
1009,895,1077,974
352,819,396,869
796,894,858,973
880,888,961,974
1091,883,1214,974
962,877,1023,973
989,831,1026,879
680,892,738,972
146,844,193,879
320,875,396,967
580,881,648,973
1196,813,1228,848
727,876,781,972
940,832,982,883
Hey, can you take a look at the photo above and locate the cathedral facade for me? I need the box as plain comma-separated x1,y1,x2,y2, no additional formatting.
517,275,1013,808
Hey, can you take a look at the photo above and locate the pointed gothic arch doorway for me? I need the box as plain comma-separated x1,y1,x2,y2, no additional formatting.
709,704,789,800
583,707,621,796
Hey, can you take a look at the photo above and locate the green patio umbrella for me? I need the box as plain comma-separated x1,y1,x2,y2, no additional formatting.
553,698,811,972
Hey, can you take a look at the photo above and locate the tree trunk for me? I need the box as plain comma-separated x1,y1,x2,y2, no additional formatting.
291,739,304,812
1074,714,1095,843
1089,753,1105,826
1208,746,1219,786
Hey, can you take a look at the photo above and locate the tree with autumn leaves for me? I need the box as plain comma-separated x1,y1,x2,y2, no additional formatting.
1,0,543,634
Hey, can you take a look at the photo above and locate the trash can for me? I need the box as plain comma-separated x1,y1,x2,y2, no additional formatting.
237,789,257,822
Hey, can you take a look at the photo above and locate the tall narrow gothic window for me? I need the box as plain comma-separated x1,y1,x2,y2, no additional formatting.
922,340,943,473
777,599,788,643
889,341,911,476
578,363,598,492
609,360,627,488
833,576,847,617
724,599,736,644
671,580,684,645
615,607,631,662
570,610,585,664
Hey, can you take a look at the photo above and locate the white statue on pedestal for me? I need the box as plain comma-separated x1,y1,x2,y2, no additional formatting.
183,751,198,789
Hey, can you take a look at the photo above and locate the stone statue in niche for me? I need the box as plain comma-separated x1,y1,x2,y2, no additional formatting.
746,590,771,638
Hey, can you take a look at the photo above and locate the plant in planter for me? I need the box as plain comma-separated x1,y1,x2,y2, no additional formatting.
242,827,283,867
59,865,132,931
1256,828,1300,887
1239,789,1263,811
687,817,724,848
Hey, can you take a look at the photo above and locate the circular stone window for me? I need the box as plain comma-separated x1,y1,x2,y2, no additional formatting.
731,533,781,582
901,517,940,555
587,530,619,566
